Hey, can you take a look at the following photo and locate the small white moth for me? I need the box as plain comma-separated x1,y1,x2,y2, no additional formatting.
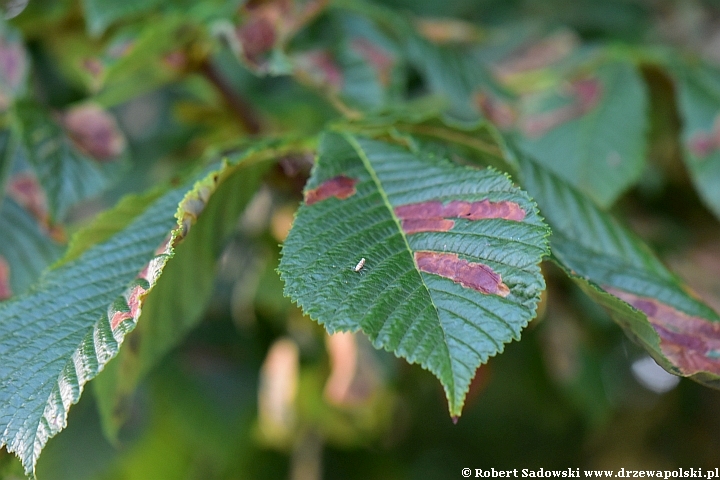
353,257,366,273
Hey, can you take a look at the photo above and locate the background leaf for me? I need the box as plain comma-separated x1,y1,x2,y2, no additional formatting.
280,132,549,417
0,196,63,298
674,62,720,222
91,140,299,441
0,19,28,108
516,60,649,207
0,158,238,474
81,0,170,36
518,151,720,385
14,100,127,221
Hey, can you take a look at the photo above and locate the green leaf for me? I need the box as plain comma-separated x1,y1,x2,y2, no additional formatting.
406,35,496,121
92,150,273,442
518,151,720,386
0,129,14,200
81,0,169,36
0,154,246,474
0,196,63,298
14,100,127,221
0,20,28,107
1,0,29,19
674,62,720,221
280,132,549,417
517,61,649,207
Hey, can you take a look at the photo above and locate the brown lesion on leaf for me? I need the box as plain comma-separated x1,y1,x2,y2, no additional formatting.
0,255,12,301
61,103,126,162
110,284,146,330
0,33,27,111
607,287,720,376
350,38,395,86
395,199,525,234
304,175,357,205
236,0,329,71
110,236,173,331
293,49,344,91
415,251,510,297
415,18,484,44
520,77,603,138
474,91,517,130
7,172,66,242
492,30,579,82
687,115,720,159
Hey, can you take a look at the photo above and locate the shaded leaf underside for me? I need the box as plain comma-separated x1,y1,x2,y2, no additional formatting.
280,132,548,416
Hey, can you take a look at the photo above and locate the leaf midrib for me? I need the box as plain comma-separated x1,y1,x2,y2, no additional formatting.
340,133,457,403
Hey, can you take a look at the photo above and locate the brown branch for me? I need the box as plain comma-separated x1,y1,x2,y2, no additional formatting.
199,59,262,134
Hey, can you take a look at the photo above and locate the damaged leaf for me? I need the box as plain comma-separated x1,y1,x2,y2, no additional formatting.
280,132,549,417
0,145,277,474
92,141,282,442
675,63,720,222
518,152,720,387
516,61,648,207
0,21,28,111
15,100,127,221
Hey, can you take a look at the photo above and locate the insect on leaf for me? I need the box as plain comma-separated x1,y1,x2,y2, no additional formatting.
280,132,549,417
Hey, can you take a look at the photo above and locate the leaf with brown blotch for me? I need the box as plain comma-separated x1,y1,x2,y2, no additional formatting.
0,137,290,475
607,288,720,377
519,150,720,390
675,63,720,222
516,60,648,207
0,21,28,111
281,132,549,417
0,255,11,300
14,100,127,220
61,103,126,162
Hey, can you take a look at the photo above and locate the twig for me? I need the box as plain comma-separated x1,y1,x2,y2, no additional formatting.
199,59,262,134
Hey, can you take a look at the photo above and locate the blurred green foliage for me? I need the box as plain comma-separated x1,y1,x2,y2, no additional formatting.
2,0,720,478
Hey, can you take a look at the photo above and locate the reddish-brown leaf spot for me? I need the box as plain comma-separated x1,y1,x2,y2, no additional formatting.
573,78,602,112
401,218,455,234
236,16,276,65
8,172,48,223
492,31,578,80
305,175,357,205
396,199,525,234
475,91,516,130
415,251,510,297
62,104,126,161
82,58,104,80
687,118,720,159
294,50,344,90
688,132,715,158
350,38,395,86
608,288,720,376
110,284,146,330
0,256,12,301
7,172,67,241
162,50,188,71
0,37,26,92
520,78,602,138
416,18,483,44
